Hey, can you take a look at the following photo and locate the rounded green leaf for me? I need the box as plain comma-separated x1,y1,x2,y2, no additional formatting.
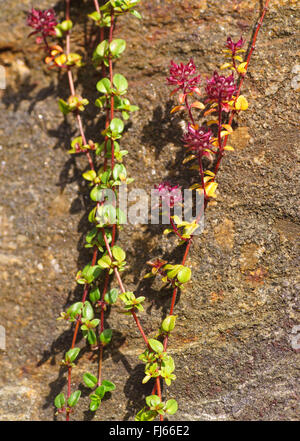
110,118,124,135
113,73,128,93
104,288,119,305
95,385,106,399
95,40,109,58
66,347,80,363
67,390,81,407
112,245,126,262
83,372,98,389
112,163,127,181
101,380,116,392
161,315,177,333
109,39,126,57
89,287,100,303
146,394,161,408
165,399,178,415
67,302,83,317
148,338,164,354
100,329,113,345
60,19,73,31
90,186,104,202
96,78,112,94
90,397,100,411
97,255,112,269
82,170,97,182
54,393,65,409
82,301,94,320
177,266,192,284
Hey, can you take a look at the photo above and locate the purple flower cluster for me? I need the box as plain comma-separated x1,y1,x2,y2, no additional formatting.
183,124,214,158
154,182,182,208
27,8,57,39
205,71,237,102
167,58,201,94
225,36,244,55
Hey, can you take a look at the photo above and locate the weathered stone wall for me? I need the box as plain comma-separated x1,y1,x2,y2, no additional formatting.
0,0,299,420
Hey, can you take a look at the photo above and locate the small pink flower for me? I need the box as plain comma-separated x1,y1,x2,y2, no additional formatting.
225,36,244,55
154,182,182,208
167,58,201,94
205,71,237,102
183,124,214,158
27,8,57,39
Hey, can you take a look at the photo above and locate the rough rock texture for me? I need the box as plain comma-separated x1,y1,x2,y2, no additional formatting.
0,0,299,421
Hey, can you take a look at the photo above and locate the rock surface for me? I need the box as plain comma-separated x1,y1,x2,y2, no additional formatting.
0,0,299,421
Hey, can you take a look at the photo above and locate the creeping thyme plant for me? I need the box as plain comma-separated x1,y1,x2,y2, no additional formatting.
27,0,270,421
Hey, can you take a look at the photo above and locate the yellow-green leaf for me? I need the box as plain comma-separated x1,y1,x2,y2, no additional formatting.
235,95,249,111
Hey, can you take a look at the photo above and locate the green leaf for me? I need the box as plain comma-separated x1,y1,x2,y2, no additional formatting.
88,11,101,22
82,301,94,320
67,390,81,407
54,393,65,409
100,329,113,345
165,399,178,415
116,208,127,224
177,266,192,284
94,40,109,58
101,380,116,392
135,408,157,421
58,99,70,115
71,136,83,149
148,338,164,354
113,73,128,94
110,118,124,135
60,19,73,31
65,347,80,363
112,245,126,262
104,288,119,305
130,9,142,19
161,315,177,333
100,169,111,184
112,163,127,181
87,329,97,345
146,394,161,408
67,302,83,318
109,39,126,57
83,372,98,389
90,397,101,411
89,287,101,303
82,170,97,182
96,78,112,94
97,255,112,269
90,186,104,202
88,207,97,223
95,385,106,399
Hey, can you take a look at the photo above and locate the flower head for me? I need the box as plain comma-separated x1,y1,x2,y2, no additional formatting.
27,8,57,39
205,71,237,102
225,36,244,55
167,58,201,93
154,182,182,208
182,124,214,158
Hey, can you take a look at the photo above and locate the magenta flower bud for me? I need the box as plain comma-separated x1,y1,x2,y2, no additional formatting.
167,58,201,93
154,182,182,208
182,124,214,157
205,71,237,102
27,8,57,39
226,36,244,54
